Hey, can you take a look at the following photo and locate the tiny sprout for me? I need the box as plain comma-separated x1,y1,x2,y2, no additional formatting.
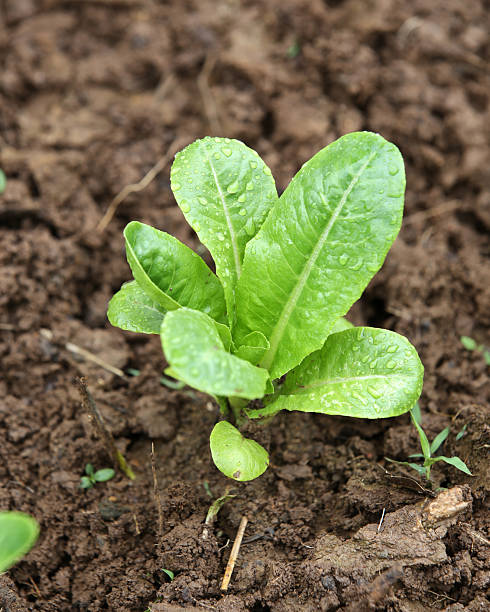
161,568,175,581
386,406,472,482
80,463,115,489
460,336,490,365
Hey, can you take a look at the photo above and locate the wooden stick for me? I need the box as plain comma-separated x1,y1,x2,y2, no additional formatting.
96,136,186,233
221,515,248,592
151,442,164,539
76,377,135,480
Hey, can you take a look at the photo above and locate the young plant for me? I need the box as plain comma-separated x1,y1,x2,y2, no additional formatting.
0,511,39,572
108,132,424,481
460,336,490,366
386,406,472,482
79,463,115,489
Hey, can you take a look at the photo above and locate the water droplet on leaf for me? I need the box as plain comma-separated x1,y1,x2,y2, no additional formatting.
245,218,255,235
250,161,257,169
227,181,239,194
238,194,246,203
222,148,232,157
239,208,246,216
181,201,190,213
263,166,272,176
172,182,181,191
367,386,383,399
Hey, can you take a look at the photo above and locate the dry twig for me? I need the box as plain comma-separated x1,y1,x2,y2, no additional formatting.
221,515,248,592
76,377,135,480
96,136,186,233
151,442,164,539
197,52,222,134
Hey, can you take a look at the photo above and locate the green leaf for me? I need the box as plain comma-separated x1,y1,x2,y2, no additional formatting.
124,221,226,323
460,336,477,351
0,169,6,194
161,569,175,581
234,131,405,379
85,463,94,476
434,456,472,476
0,512,39,572
161,308,269,400
93,468,116,482
455,424,467,441
170,137,278,325
385,458,427,478
247,327,423,420
108,281,166,334
329,317,354,334
209,421,269,481
411,401,422,425
410,409,431,460
234,331,270,365
483,350,490,366
79,476,93,489
430,427,450,455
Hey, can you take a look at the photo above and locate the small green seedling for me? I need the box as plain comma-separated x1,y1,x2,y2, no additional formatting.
161,568,175,581
0,511,39,572
79,463,115,489
460,336,490,366
386,406,472,482
0,169,6,195
108,133,424,481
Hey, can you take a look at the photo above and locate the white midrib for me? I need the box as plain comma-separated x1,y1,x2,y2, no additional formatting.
206,153,242,280
260,151,377,373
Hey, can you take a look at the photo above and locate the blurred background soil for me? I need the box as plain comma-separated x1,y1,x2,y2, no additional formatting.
0,0,488,610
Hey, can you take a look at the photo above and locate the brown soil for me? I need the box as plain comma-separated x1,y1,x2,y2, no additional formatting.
1,1,489,610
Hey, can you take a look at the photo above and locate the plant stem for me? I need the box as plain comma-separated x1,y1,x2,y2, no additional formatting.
228,397,248,427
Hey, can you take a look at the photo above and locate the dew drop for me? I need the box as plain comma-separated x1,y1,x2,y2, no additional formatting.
348,258,362,271
238,193,246,203
250,161,257,169
222,148,232,157
361,355,369,363
366,263,378,273
369,359,378,369
214,137,221,143
404,349,412,357
386,359,396,369
367,386,383,399
339,254,348,266
352,344,360,352
245,218,255,235
227,181,239,194
193,222,201,232
181,201,190,213
172,167,180,174
198,197,208,206
386,344,398,353
351,391,367,405
388,164,399,176
214,152,221,160
217,232,225,241
263,166,272,176
239,208,246,216
224,138,231,143
246,181,253,191
172,182,181,191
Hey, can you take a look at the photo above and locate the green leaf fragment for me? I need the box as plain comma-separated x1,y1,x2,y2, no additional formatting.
170,137,278,325
234,131,406,379
455,424,467,441
460,336,477,351
108,281,166,334
0,512,40,572
434,456,472,476
210,421,269,481
0,169,6,194
79,476,93,489
161,308,269,400
93,468,116,482
430,427,450,455
249,327,423,420
85,463,94,476
124,221,226,323
410,409,431,460
234,331,270,365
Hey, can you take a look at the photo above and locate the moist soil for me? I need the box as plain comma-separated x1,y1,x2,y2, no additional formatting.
0,1,489,610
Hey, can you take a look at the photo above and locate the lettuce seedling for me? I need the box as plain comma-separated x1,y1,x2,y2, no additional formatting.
79,463,115,489
0,511,39,572
108,133,424,481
